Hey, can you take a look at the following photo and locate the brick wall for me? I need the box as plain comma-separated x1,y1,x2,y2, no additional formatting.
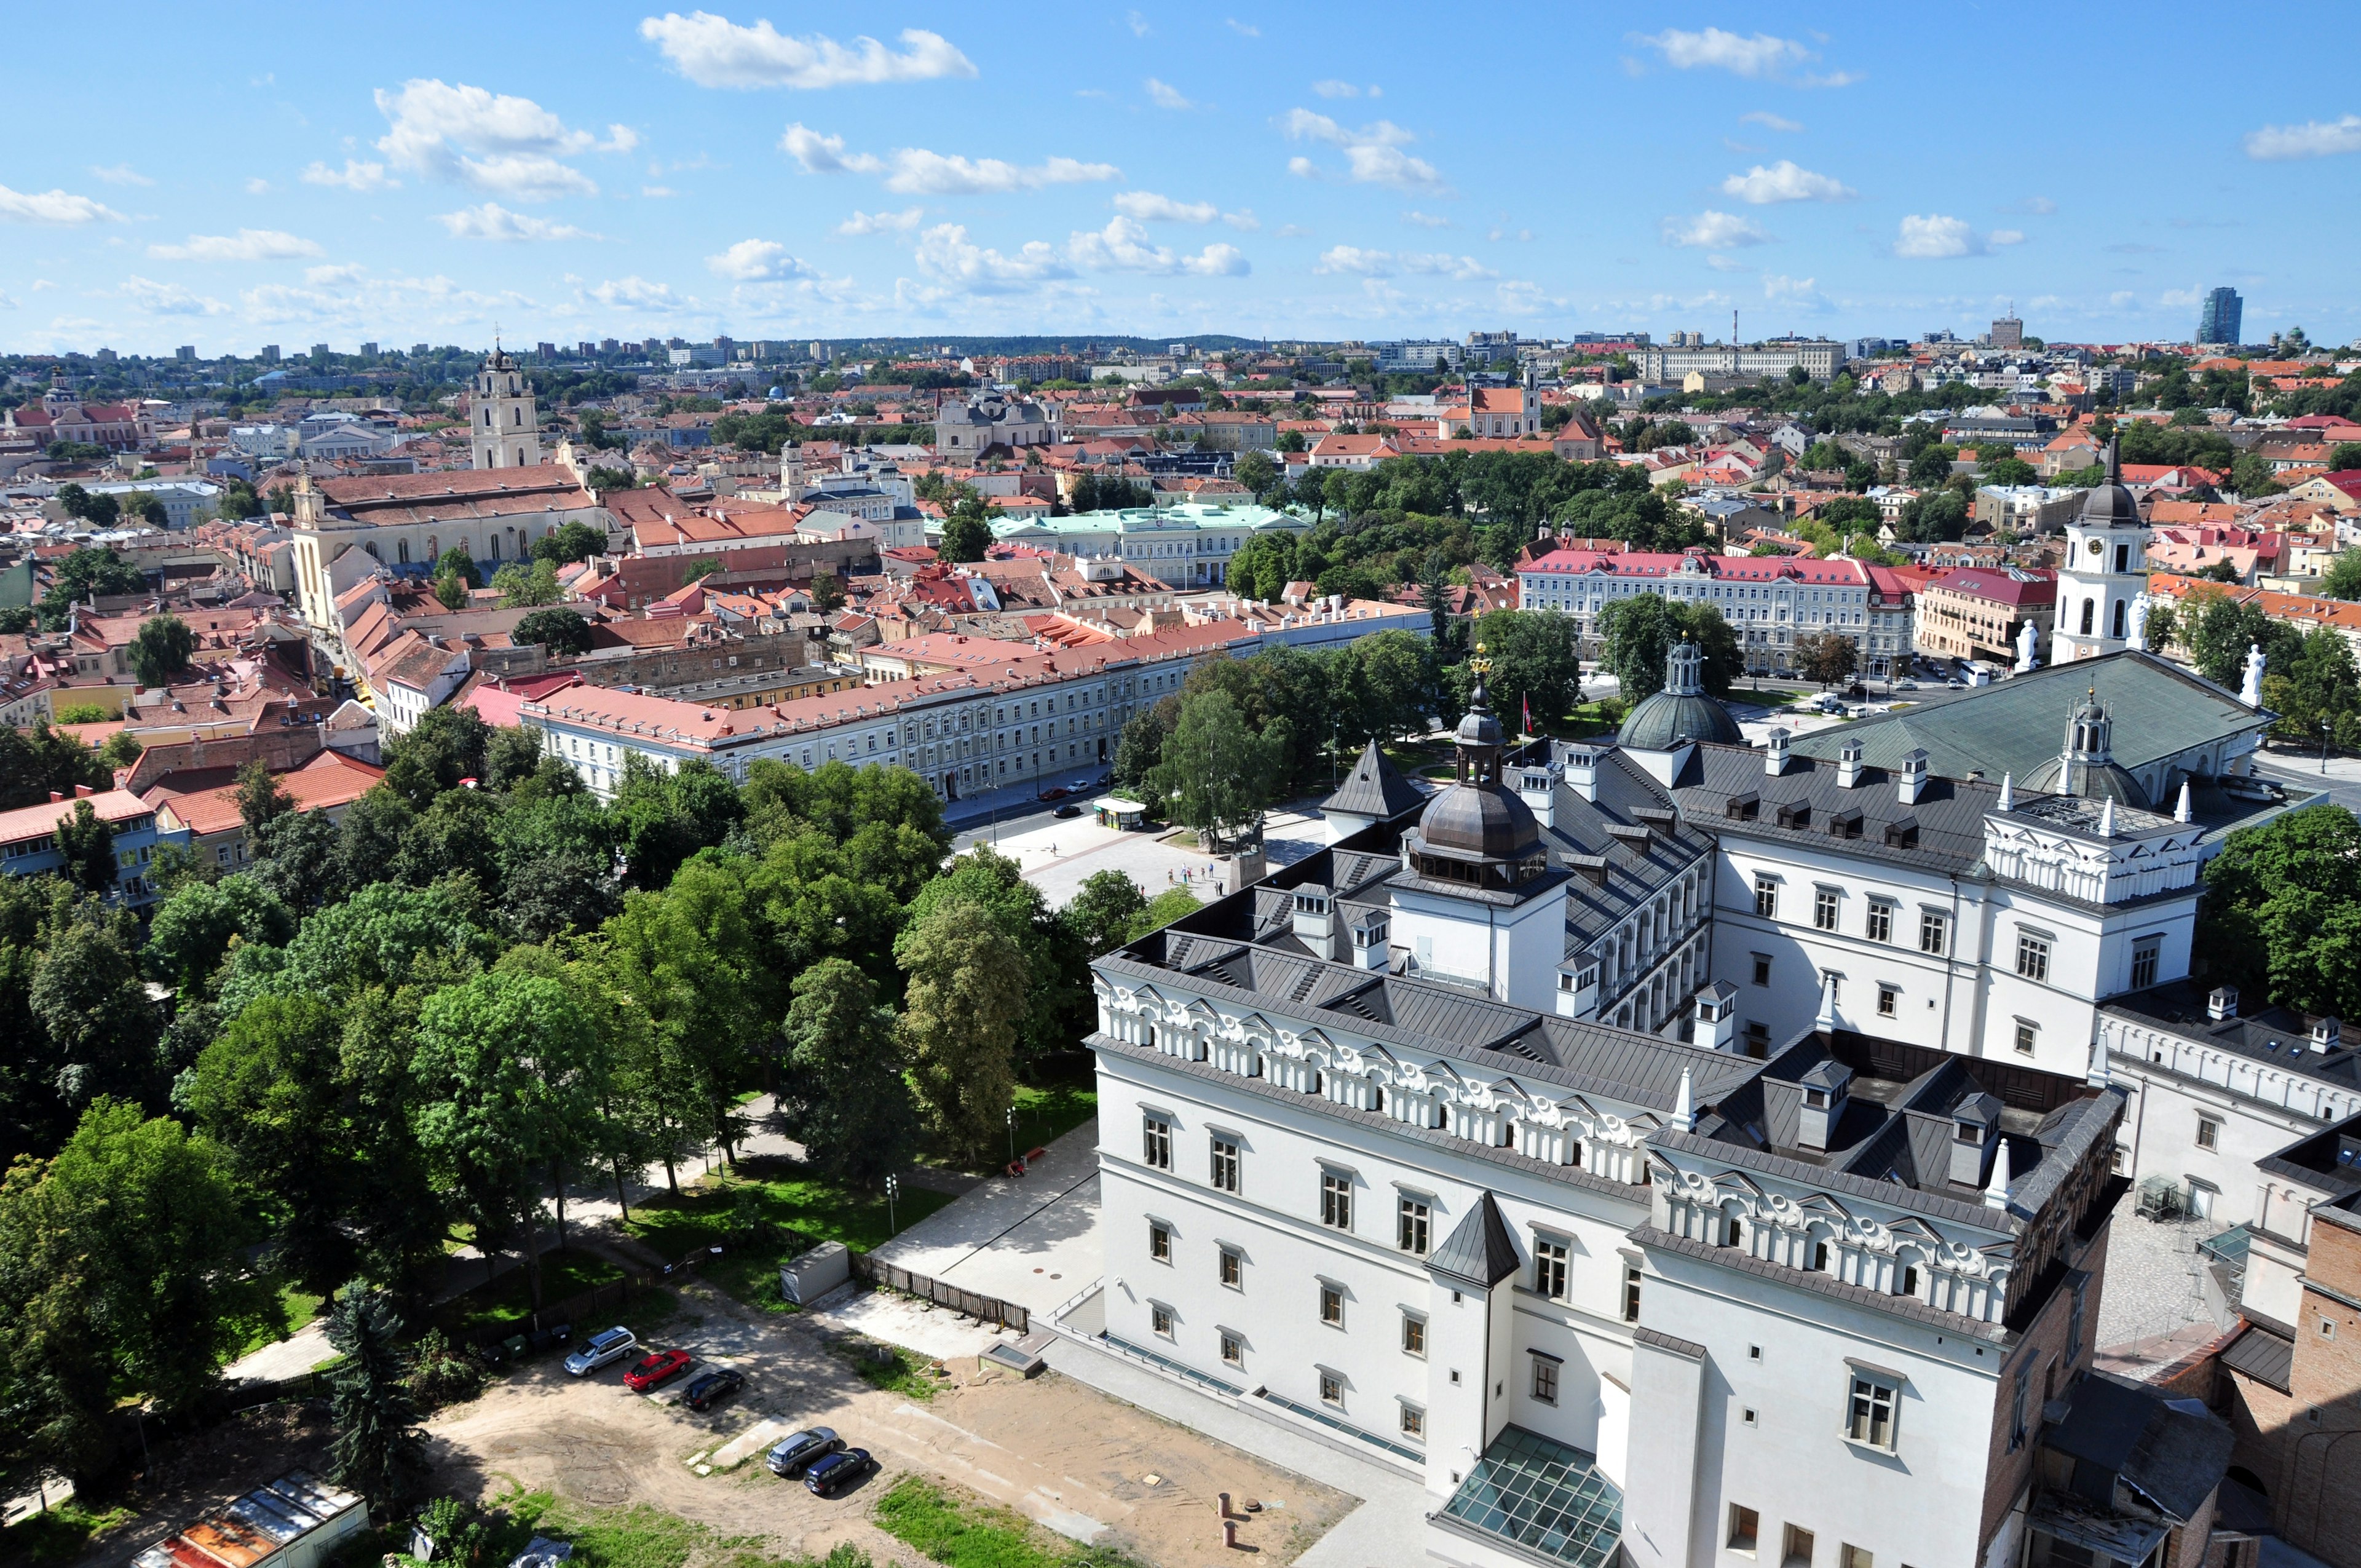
123,726,323,794
1977,1207,2114,1553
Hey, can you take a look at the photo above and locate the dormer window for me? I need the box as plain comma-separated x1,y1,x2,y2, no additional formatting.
1805,1088,1829,1109
1955,1120,1982,1144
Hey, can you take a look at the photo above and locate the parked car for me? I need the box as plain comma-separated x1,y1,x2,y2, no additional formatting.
682,1369,744,1411
804,1447,877,1497
623,1348,694,1392
1892,678,1919,691
564,1326,639,1377
1037,786,1069,801
765,1427,842,1478
1053,803,1083,818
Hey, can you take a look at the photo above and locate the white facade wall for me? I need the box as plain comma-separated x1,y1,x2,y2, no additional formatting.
1516,561,1873,670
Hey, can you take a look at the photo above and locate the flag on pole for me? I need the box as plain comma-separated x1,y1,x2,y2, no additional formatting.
1522,692,1532,738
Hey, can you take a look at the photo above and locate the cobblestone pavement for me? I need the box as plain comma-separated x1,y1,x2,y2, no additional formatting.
2095,1187,2229,1350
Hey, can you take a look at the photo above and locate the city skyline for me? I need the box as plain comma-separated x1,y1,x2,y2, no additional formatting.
5,4,2359,355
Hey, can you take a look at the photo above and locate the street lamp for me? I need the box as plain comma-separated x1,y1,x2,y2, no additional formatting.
1006,1104,1017,1163
885,1173,900,1237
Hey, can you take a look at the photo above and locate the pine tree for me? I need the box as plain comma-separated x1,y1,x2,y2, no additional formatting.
324,1283,429,1522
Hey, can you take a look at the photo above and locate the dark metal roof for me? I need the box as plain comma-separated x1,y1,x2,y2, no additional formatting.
1429,1190,1521,1289
1418,780,1543,860
1323,740,1426,821
2101,983,2359,1088
2041,1371,2233,1524
1616,688,1744,751
2218,1321,2292,1395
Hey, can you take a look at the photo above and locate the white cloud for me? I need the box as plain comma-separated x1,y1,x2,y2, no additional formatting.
119,275,227,315
0,184,123,224
1281,108,1445,191
587,275,684,311
1067,216,1249,276
1704,255,1752,273
1114,191,1216,223
836,206,926,236
149,229,325,262
1662,210,1770,248
707,239,817,280
2243,114,2361,160
89,163,153,186
2017,196,2058,215
1127,10,1150,35
1637,28,1809,76
245,177,275,194
373,78,618,200
1225,18,1259,36
1309,246,1489,280
913,222,1072,291
1274,223,1312,238
1145,78,1192,110
1402,210,1450,228
1720,160,1853,204
639,14,976,89
2160,287,2202,308
437,202,600,241
0,293,15,310
882,149,1120,195
303,159,395,191
1893,213,2007,259
1762,274,1830,308
1312,80,1361,98
1315,245,1391,275
1739,111,1802,133
642,184,678,197
780,122,884,173
306,263,366,284
1401,251,1494,279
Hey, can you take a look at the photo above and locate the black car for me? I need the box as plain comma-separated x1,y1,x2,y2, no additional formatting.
682,1368,744,1411
765,1427,842,1478
1053,803,1083,818
804,1447,876,1497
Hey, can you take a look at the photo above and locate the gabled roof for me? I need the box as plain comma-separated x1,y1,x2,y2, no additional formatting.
1427,1190,1521,1289
1324,740,1425,820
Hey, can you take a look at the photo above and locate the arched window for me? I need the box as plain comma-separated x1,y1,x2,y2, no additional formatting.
488,532,502,561
397,539,410,564
2111,598,2126,639
2079,598,2095,635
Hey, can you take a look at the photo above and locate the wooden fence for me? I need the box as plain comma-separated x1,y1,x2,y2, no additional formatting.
851,1254,1029,1333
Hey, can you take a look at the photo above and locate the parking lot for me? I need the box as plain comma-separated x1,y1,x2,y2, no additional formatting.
422,1276,1348,1568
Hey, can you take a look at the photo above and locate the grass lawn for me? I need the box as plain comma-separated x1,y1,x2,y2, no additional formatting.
873,1478,1139,1568
362,1488,870,1568
0,1499,134,1566
444,1248,627,1339
228,1275,327,1360
623,1171,956,1312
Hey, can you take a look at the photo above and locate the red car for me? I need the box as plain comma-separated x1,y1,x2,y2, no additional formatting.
623,1348,693,1392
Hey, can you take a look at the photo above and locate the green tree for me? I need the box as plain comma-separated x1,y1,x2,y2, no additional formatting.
895,902,1025,1165
0,1099,247,1477
1982,456,2038,488
435,545,482,588
35,547,146,630
2328,441,2361,473
50,799,116,895
530,520,609,564
492,559,565,607
938,495,995,563
2142,601,2178,654
2184,588,2301,688
2196,805,2361,1021
324,1284,430,1521
1112,704,1173,790
0,721,108,810
409,970,605,1309
2320,550,2361,602
2262,628,2361,753
1233,449,1279,499
1597,595,1743,700
20,895,160,1152
128,615,197,687
1461,609,1585,732
1145,689,1284,850
235,758,295,834
901,845,1070,1064
143,874,294,996
248,807,342,911
1794,632,1860,689
1062,870,1149,959
1907,444,1959,486
777,959,915,1187
1129,886,1204,940
382,705,494,808
512,607,592,655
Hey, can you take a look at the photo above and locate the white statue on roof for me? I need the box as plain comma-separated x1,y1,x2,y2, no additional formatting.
2126,594,2149,653
2015,617,2039,673
2241,640,2266,709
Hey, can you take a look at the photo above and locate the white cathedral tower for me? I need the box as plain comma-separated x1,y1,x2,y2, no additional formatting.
2052,437,2145,663
470,345,542,470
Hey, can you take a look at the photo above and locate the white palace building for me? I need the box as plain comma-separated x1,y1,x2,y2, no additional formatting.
1080,650,2290,1568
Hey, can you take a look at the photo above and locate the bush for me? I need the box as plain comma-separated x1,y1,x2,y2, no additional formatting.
402,1328,485,1410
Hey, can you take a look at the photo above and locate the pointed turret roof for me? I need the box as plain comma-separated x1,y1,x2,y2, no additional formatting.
1428,1190,1521,1289
1323,739,1425,821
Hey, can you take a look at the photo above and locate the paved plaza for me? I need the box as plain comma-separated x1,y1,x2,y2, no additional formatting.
953,802,1331,909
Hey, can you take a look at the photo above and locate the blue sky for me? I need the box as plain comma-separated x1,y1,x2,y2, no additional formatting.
7,4,2359,356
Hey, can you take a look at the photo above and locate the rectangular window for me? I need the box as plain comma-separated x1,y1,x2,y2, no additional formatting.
1752,953,1772,987
1877,985,1898,1018
1149,1222,1171,1262
1623,1265,1642,1323
1399,1403,1425,1439
2016,932,2051,981
1531,1356,1559,1405
1866,900,1894,943
1402,1312,1426,1356
1321,1171,1353,1230
1319,1284,1343,1328
1849,1374,1899,1450
1399,1196,1430,1255
1840,1548,1872,1568
1534,1239,1569,1300
2009,1363,2031,1452
1814,887,1839,931
1783,1526,1816,1568
1219,1247,1241,1288
1728,1506,1760,1555
1319,1370,1343,1407
1150,1302,1173,1337
1754,875,1779,919
1220,1332,1243,1367
2015,1020,2038,1056
1919,912,1948,956
1142,1115,1171,1170
2197,1115,2221,1150
2131,936,2161,991
1209,1136,1240,1193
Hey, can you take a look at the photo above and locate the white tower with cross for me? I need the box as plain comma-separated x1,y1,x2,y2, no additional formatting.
470,343,541,470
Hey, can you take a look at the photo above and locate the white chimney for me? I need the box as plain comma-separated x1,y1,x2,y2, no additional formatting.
2312,1016,2341,1053
1765,727,1792,776
1983,1136,2015,1211
1694,981,1738,1052
1518,764,1560,828
1562,743,1600,802
1897,748,1928,806
2208,985,2239,1021
1836,737,1864,788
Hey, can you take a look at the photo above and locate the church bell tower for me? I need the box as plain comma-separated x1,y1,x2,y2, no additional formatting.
470,344,542,470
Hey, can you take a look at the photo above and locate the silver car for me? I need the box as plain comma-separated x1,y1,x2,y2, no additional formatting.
563,1326,638,1376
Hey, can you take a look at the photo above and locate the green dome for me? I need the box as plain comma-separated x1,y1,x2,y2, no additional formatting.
1616,689,1744,750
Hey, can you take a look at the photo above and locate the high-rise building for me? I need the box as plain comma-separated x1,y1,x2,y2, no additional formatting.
2196,287,2242,346
175,346,196,362
359,341,378,357
1990,315,2023,350
259,345,281,363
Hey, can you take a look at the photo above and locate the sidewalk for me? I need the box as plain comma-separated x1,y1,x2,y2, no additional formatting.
871,1122,1104,1317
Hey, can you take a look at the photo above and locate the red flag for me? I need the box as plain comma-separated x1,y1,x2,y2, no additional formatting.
1522,693,1532,736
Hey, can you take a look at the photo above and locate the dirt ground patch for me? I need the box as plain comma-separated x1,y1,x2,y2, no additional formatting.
424,1283,1348,1568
